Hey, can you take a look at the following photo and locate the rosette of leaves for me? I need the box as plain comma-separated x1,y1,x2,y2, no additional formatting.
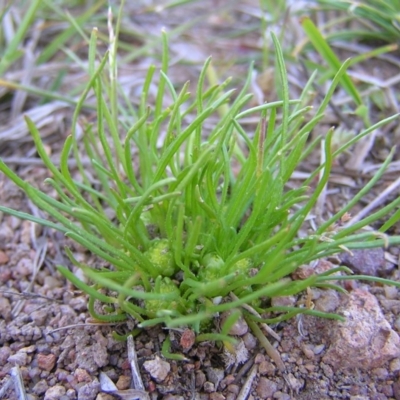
1,20,400,353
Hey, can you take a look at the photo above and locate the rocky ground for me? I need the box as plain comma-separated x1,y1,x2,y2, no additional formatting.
1,1,400,399
1,219,400,400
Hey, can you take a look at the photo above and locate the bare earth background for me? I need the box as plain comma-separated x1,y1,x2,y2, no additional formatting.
1,1,400,399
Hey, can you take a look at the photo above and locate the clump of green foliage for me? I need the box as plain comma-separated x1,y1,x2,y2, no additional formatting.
1,7,400,354
311,0,400,43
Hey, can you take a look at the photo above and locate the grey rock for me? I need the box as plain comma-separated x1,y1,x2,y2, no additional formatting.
77,378,100,400
44,385,66,400
323,289,400,370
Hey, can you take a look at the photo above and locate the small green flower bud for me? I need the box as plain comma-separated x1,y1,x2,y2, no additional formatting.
145,239,176,278
145,277,180,316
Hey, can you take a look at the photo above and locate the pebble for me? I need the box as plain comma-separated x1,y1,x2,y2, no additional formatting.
384,285,398,300
392,380,400,400
209,393,225,400
323,289,400,370
180,328,196,350
68,296,88,312
313,344,325,355
0,250,9,264
75,368,92,383
242,332,257,350
44,385,66,400
8,351,29,366
66,389,76,399
390,358,400,373
220,374,235,390
258,360,276,376
271,295,296,308
77,379,100,400
0,296,11,320
203,381,215,393
221,311,248,336
143,356,171,382
0,224,14,249
0,346,11,365
273,392,291,400
195,370,206,389
37,353,57,371
32,379,49,395
339,248,385,276
14,257,32,278
227,384,240,395
314,290,340,313
206,368,224,389
301,344,314,359
30,309,48,325
286,373,304,393
93,341,109,368
372,368,389,380
115,375,131,390
44,276,62,289
256,377,278,398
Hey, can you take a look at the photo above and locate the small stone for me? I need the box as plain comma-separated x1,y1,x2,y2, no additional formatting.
271,295,296,308
221,311,248,336
206,368,224,389
66,389,76,399
203,381,215,393
286,373,304,393
390,358,400,373
69,296,88,312
210,393,225,400
44,276,61,289
292,265,314,280
195,370,206,389
227,384,240,395
339,248,385,277
77,379,100,400
313,344,325,355
96,393,115,400
314,290,340,313
0,224,14,249
384,286,398,300
75,368,91,383
0,250,9,264
254,354,265,364
116,375,131,390
143,356,170,382
44,385,66,400
304,364,316,372
93,342,108,368
242,332,257,350
258,361,276,376
30,309,48,325
180,329,196,351
393,380,400,400
0,346,11,365
372,367,388,380
37,354,57,372
220,374,235,390
8,351,29,366
273,393,292,400
0,297,11,320
32,380,49,395
301,344,314,359
323,289,400,370
256,377,277,398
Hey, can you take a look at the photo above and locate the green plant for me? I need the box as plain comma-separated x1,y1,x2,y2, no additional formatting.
1,7,400,359
310,0,400,43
